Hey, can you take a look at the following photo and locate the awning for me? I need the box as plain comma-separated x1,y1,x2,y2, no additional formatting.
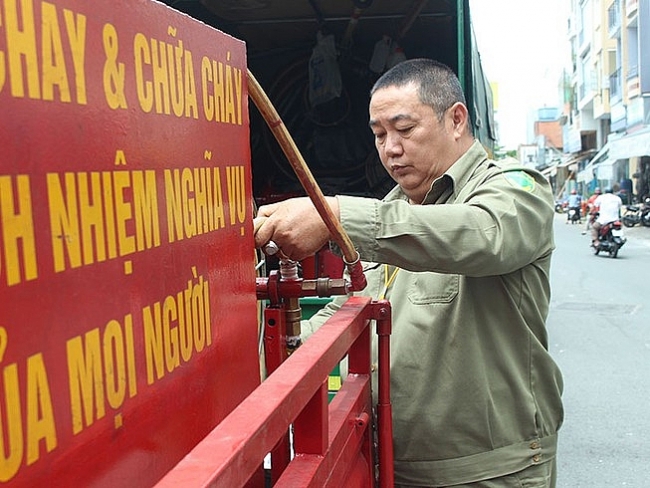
578,163,595,183
558,149,597,170
541,166,557,177
578,145,609,183
557,149,596,168
596,159,615,180
609,128,650,159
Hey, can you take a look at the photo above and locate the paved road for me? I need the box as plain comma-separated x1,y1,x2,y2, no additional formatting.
547,213,650,487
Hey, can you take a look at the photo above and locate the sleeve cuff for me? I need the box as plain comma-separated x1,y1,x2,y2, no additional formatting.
335,195,380,262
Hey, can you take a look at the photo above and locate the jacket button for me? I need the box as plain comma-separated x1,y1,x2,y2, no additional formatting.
532,454,541,463
529,441,540,450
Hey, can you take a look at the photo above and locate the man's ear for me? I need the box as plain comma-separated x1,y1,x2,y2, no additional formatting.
448,102,469,135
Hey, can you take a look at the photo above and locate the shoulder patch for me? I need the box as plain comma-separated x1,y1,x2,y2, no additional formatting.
503,171,535,192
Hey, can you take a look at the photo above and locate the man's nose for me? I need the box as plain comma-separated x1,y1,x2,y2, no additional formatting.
384,132,403,157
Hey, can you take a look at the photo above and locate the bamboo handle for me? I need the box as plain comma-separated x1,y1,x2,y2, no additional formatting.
247,69,366,291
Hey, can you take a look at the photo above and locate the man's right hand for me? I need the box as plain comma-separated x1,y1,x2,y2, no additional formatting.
254,196,339,262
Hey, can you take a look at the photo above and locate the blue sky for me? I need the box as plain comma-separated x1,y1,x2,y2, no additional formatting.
469,0,571,150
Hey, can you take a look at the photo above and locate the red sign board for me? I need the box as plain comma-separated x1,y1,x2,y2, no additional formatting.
0,0,260,485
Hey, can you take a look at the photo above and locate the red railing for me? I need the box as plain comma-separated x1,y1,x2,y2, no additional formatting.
155,296,393,487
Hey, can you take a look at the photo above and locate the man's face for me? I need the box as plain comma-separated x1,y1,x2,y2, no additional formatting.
369,83,457,203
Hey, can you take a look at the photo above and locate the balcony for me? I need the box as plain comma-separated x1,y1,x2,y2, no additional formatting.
577,29,588,55
608,0,621,38
578,80,597,111
609,69,622,103
626,0,638,19
627,65,640,98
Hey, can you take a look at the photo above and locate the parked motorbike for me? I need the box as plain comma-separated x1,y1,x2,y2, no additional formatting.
593,220,626,258
623,197,650,227
622,204,641,227
641,197,650,227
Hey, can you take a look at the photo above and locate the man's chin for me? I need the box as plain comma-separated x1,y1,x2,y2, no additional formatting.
395,177,419,192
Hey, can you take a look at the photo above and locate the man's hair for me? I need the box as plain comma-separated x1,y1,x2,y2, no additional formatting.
370,58,467,121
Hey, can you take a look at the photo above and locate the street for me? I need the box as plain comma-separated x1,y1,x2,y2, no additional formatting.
548,213,650,487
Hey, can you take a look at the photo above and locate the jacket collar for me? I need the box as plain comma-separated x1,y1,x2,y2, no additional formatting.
383,140,489,205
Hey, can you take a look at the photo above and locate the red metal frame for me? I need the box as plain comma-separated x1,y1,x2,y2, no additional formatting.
155,296,393,487
0,1,260,485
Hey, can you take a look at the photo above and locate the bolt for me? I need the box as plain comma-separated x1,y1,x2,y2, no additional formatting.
264,241,280,256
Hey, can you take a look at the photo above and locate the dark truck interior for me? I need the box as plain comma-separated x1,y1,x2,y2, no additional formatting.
162,0,495,202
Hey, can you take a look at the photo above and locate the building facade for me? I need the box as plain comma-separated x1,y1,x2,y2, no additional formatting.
562,0,650,202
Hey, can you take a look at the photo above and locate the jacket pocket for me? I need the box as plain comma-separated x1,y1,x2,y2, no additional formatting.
407,273,459,304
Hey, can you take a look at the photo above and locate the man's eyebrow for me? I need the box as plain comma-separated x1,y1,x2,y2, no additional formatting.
368,113,414,128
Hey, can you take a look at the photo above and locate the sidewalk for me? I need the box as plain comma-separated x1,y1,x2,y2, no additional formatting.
620,222,650,247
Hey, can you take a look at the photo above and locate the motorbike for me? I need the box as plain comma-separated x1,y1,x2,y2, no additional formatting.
622,197,650,227
567,206,581,224
622,203,641,227
593,220,626,258
641,197,650,227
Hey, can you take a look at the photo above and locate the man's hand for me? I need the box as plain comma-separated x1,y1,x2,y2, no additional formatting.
253,196,339,261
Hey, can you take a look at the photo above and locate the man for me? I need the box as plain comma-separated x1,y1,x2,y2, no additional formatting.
566,188,582,223
254,59,563,487
582,187,601,234
591,187,623,247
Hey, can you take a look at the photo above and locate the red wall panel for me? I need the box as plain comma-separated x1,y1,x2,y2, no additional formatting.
0,1,260,485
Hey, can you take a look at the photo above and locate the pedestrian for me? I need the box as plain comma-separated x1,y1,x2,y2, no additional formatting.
591,187,623,247
254,59,563,487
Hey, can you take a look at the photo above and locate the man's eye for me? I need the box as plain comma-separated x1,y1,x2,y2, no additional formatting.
374,133,386,141
397,126,413,134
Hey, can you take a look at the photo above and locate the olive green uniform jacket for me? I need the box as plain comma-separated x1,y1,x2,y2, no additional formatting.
305,141,564,486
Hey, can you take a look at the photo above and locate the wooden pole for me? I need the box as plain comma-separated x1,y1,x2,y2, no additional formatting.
247,69,366,291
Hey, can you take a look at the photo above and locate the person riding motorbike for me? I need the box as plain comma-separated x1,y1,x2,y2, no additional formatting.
582,187,601,234
566,189,582,223
591,188,622,247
